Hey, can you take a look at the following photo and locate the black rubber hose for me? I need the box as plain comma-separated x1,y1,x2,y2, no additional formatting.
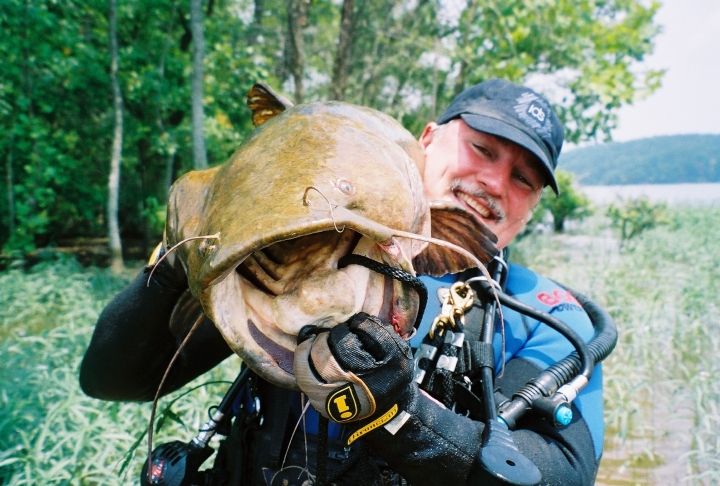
497,289,618,428
476,253,509,421
216,367,250,414
476,281,595,381
569,289,618,363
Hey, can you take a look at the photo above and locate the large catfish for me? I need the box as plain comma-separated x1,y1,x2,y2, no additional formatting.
163,85,497,389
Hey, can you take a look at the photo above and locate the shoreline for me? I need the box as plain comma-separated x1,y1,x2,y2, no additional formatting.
579,182,720,205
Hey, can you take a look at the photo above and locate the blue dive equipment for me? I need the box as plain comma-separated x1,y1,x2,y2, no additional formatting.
414,250,618,485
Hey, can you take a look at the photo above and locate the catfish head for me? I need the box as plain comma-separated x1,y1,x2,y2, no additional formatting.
165,85,497,388
166,96,425,387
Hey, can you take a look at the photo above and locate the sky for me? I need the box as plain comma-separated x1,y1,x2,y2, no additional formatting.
611,0,720,142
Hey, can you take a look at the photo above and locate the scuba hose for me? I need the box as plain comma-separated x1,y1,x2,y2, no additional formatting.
495,288,617,429
469,254,542,485
460,254,617,430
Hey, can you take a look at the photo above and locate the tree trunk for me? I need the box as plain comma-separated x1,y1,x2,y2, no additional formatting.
190,0,208,169
286,0,309,103
163,141,176,197
331,0,355,101
5,139,15,237
108,0,124,272
453,59,467,96
247,0,264,46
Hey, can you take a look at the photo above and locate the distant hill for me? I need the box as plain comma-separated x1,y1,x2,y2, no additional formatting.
559,134,720,185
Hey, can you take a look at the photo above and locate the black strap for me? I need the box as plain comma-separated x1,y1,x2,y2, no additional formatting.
463,340,495,370
316,416,329,485
337,254,428,330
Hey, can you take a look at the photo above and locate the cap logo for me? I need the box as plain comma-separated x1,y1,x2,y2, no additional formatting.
527,103,546,122
514,91,552,138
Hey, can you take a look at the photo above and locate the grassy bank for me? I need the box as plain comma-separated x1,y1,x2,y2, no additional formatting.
1,207,718,484
515,206,720,484
0,258,239,485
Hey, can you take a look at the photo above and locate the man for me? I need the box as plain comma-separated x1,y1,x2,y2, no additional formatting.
80,79,604,485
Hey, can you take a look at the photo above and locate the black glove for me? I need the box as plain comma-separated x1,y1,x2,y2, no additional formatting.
294,313,544,485
294,313,414,429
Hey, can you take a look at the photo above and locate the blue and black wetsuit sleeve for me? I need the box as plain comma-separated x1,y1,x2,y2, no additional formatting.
79,260,232,402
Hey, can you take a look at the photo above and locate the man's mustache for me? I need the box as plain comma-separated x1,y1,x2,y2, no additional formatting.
450,180,506,221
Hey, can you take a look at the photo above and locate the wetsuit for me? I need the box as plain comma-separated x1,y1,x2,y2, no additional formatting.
79,259,602,485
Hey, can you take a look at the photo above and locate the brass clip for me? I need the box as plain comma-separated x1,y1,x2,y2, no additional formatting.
428,281,476,339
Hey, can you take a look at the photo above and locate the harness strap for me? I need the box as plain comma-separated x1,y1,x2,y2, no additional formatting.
463,340,494,371
316,416,329,486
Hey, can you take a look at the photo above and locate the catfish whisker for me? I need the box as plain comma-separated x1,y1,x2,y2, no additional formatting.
146,233,221,287
278,397,312,474
303,186,345,233
145,312,205,483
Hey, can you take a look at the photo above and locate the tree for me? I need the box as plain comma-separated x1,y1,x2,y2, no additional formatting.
286,0,310,103
330,0,355,100
607,197,667,247
0,0,663,260
108,0,124,271
538,170,592,232
0,0,112,255
190,0,208,169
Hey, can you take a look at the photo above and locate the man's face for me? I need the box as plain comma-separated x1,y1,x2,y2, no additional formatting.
420,118,545,249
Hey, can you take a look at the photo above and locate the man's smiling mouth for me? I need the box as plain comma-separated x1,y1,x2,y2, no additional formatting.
451,185,503,223
455,190,491,218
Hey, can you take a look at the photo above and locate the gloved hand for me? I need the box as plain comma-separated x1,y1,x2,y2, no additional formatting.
293,312,414,427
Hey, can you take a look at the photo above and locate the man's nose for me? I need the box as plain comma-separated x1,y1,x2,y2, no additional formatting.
475,166,506,197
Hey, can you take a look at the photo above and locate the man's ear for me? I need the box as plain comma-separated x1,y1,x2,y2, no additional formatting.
418,122,438,149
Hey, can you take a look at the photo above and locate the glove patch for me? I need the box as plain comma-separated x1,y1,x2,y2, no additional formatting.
326,384,360,422
347,404,399,445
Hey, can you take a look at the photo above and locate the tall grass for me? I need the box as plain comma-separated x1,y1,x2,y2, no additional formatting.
1,207,718,484
515,206,720,484
0,257,239,485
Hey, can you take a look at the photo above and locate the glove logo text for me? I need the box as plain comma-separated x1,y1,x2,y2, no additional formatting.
326,384,360,422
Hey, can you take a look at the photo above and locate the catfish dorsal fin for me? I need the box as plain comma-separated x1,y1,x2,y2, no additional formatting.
246,83,295,127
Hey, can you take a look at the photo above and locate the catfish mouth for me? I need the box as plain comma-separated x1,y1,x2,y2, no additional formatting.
208,229,420,387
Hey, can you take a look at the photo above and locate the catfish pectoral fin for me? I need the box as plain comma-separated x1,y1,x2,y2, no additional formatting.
413,205,498,277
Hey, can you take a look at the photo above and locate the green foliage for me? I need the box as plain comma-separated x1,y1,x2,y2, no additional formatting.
0,0,662,256
140,196,167,237
537,170,593,232
560,134,720,185
0,258,239,484
606,197,667,245
1,0,110,252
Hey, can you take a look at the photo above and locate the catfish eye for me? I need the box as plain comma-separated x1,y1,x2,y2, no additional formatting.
336,179,354,195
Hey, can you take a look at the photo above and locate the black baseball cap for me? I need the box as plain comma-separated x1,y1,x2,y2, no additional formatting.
437,79,564,194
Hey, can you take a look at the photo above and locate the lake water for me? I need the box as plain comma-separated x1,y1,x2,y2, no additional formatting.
580,183,720,205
